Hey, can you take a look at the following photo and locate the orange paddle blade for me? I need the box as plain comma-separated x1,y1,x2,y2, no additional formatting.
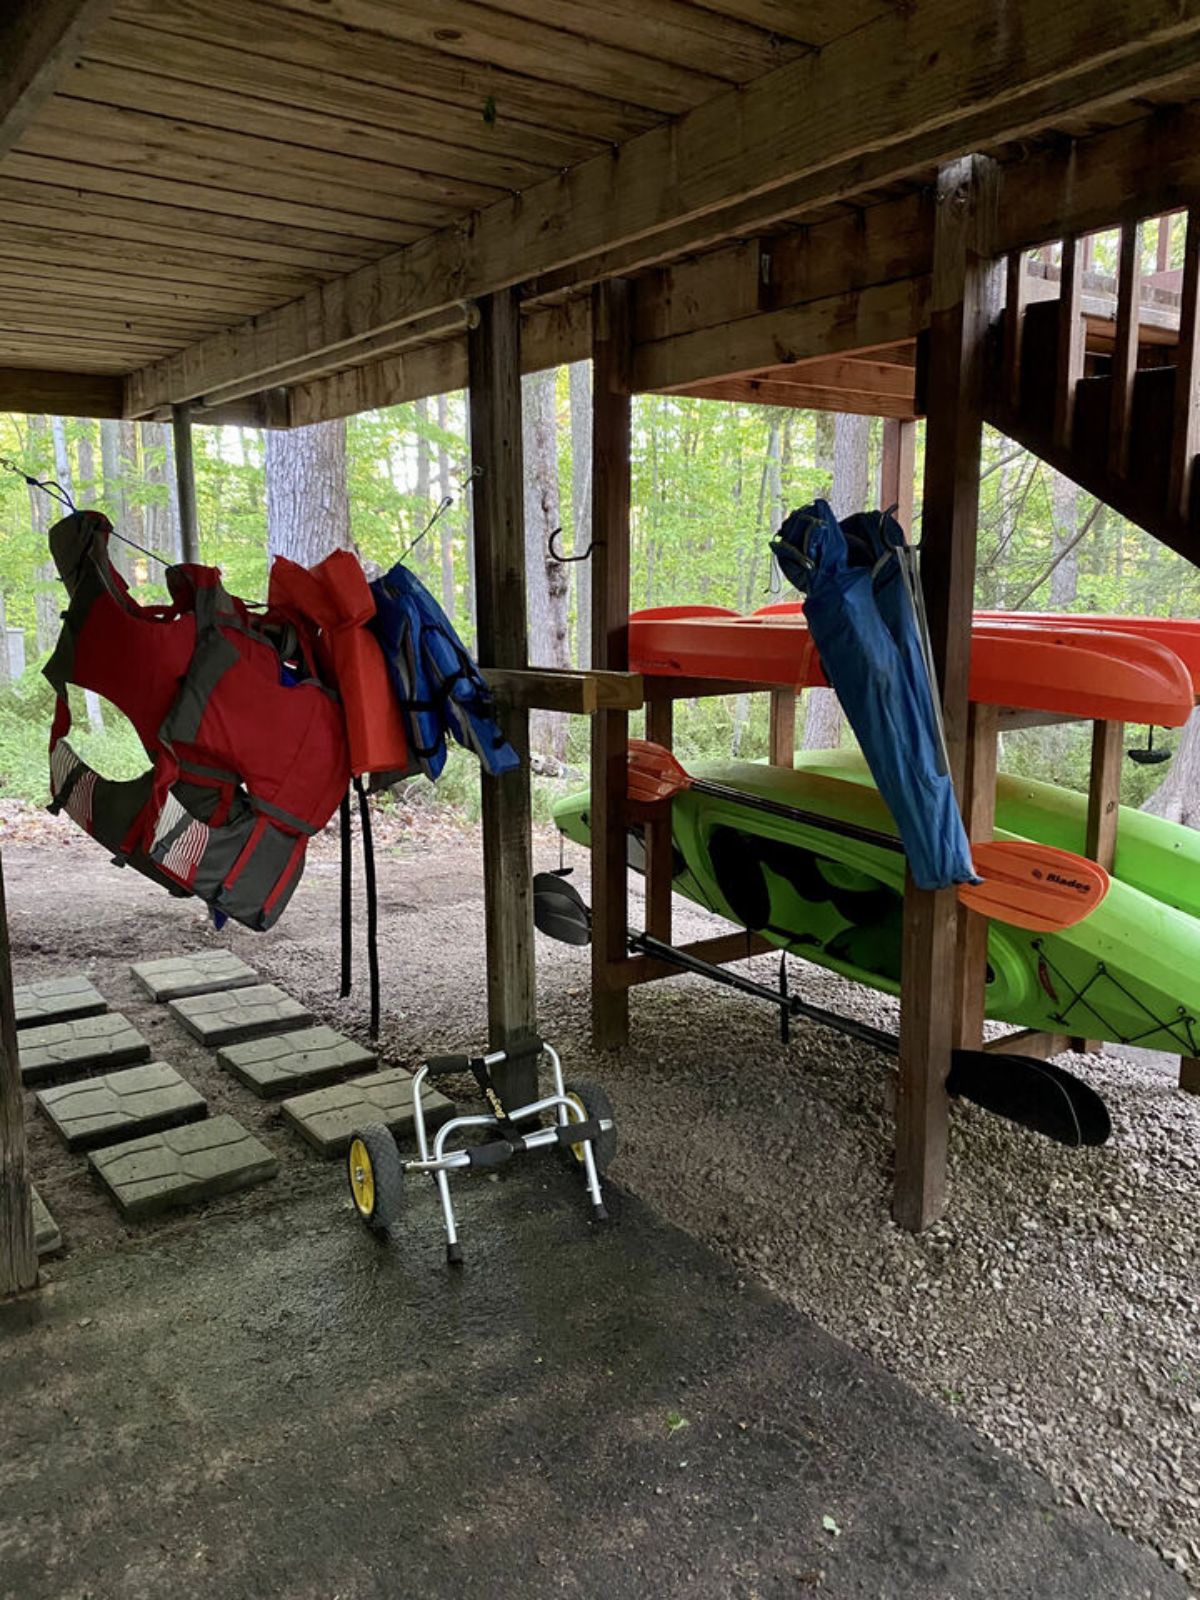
960,841,1110,932
626,737,693,804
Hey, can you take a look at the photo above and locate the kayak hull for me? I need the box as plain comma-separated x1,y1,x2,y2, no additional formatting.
628,606,1196,726
553,759,1200,1056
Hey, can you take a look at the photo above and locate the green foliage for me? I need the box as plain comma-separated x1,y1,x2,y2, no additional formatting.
0,387,1194,819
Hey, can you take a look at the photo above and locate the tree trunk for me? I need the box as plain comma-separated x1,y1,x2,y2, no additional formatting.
76,427,97,504
265,420,352,565
1142,706,1200,827
436,392,455,621
99,419,134,586
142,420,182,564
1049,470,1079,607
28,418,59,655
522,368,569,760
568,360,593,668
803,412,870,750
50,419,104,730
0,591,9,688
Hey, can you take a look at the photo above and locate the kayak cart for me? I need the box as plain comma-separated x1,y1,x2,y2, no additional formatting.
346,1038,616,1265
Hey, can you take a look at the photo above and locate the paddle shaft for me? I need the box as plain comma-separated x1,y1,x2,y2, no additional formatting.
630,928,899,1054
685,773,905,856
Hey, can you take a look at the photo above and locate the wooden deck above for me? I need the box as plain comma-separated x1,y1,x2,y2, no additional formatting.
4,1,1200,428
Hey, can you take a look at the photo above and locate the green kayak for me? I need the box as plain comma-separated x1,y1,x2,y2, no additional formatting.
552,752,1200,1055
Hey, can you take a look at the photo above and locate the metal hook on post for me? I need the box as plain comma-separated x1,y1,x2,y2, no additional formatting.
548,526,601,564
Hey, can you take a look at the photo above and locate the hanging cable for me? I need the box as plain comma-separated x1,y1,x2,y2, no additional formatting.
1,456,171,568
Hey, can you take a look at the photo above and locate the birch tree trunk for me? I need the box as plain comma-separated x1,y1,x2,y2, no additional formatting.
568,360,593,668
1049,470,1080,607
522,368,569,761
265,420,352,565
49,418,104,731
1142,707,1200,827
99,419,135,586
0,591,9,688
802,412,870,750
141,420,182,564
436,392,455,621
28,417,60,655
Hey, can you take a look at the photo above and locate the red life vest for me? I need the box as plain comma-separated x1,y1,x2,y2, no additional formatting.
43,510,351,931
267,548,414,781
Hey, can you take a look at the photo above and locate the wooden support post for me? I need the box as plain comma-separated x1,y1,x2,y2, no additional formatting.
590,280,634,1050
172,403,201,565
1053,234,1086,453
1181,1057,1200,1095
1049,228,1088,451
467,290,538,1106
0,853,37,1297
954,703,999,1051
895,156,1000,1233
1110,221,1141,481
644,699,674,943
768,689,796,768
1071,719,1123,1054
1169,210,1200,523
1003,251,1028,414
879,417,916,530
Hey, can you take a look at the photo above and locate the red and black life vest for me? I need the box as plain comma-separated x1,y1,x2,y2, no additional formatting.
43,510,351,931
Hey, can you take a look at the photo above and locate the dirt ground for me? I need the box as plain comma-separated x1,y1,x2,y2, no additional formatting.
4,803,1200,1591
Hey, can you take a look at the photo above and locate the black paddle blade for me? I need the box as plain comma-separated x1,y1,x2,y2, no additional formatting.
533,872,592,946
948,1050,1112,1147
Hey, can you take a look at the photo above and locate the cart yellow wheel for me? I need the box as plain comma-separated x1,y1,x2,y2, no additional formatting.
346,1123,405,1235
561,1082,617,1172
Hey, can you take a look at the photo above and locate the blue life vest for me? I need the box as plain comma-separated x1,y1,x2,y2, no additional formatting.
368,562,520,780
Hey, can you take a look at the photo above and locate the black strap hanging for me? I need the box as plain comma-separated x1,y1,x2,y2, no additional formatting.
338,789,353,999
354,776,381,1040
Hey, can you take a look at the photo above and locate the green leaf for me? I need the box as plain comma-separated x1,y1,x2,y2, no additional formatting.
822,1515,841,1537
665,1411,689,1435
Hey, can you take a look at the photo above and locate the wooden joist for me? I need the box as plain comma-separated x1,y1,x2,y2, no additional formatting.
0,0,116,158
123,0,1200,415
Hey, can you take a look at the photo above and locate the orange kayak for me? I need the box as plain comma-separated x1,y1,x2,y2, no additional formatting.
629,604,1196,725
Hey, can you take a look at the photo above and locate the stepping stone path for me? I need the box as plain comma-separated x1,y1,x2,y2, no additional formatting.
281,1067,454,1158
31,1186,62,1258
36,1062,206,1152
14,975,108,1031
131,951,258,1002
89,1115,278,1220
218,1026,376,1099
167,984,312,1047
18,1014,152,1087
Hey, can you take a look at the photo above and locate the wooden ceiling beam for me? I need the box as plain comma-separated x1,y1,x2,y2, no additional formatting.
0,0,116,159
672,375,918,417
124,0,1200,415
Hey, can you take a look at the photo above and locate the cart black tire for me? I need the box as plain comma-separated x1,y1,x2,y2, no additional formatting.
561,1081,617,1173
346,1123,405,1236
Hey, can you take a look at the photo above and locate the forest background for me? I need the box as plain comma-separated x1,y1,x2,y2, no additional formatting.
1,363,1198,829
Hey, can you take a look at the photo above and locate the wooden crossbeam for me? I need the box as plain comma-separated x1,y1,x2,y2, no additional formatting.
675,376,917,417
123,2,1200,416
482,667,643,714
0,0,116,159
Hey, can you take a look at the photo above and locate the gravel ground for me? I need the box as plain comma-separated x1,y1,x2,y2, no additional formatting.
4,803,1199,1590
